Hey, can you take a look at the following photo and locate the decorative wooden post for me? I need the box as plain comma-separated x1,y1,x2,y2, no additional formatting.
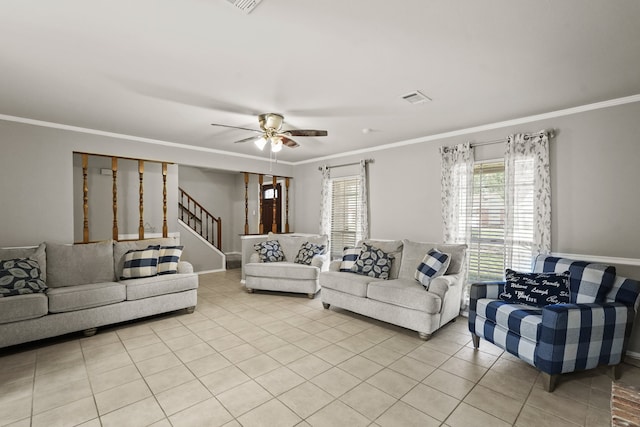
138,160,145,240
162,162,168,238
82,154,89,243
258,174,264,234
112,157,118,240
244,172,249,235
285,177,290,233
272,175,277,233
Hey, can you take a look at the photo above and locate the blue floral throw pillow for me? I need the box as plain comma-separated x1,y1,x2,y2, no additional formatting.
415,249,450,288
294,242,326,265
254,240,285,262
500,269,571,307
350,243,393,279
0,258,47,297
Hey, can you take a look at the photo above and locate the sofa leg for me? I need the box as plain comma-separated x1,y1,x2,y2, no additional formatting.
541,372,558,392
418,332,431,341
307,293,315,299
322,302,330,309
246,288,254,293
610,364,622,381
83,328,97,337
185,306,195,314
471,334,480,349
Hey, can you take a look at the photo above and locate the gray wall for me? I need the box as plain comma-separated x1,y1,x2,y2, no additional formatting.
292,100,640,354
0,119,292,248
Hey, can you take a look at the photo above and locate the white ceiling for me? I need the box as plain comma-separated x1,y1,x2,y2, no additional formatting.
2,0,640,163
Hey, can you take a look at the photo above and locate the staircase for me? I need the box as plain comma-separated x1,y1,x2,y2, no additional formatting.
178,187,222,250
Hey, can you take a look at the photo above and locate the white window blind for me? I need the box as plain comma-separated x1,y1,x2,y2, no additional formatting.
330,176,362,259
467,159,536,282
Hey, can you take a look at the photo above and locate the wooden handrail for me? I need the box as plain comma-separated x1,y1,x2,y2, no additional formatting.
178,187,222,250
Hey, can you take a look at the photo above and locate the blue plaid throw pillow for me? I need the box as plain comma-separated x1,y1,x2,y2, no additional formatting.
415,249,450,288
254,240,285,262
294,242,326,265
157,245,184,275
340,246,361,272
500,269,571,307
121,245,160,279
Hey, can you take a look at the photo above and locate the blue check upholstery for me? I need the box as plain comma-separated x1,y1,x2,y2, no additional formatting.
469,256,640,382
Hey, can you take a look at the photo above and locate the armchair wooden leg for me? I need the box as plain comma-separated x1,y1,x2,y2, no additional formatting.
610,364,622,381
418,332,432,341
541,372,559,392
471,334,480,349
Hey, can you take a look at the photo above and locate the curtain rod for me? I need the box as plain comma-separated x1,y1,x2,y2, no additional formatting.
318,158,374,171
470,129,555,148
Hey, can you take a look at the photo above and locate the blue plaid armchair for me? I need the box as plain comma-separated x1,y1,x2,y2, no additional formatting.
469,255,640,392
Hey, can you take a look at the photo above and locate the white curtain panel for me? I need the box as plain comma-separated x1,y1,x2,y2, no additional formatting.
358,160,370,240
440,143,473,312
504,131,551,269
319,165,332,238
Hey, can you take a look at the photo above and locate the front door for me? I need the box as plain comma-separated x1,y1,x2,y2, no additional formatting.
262,183,282,233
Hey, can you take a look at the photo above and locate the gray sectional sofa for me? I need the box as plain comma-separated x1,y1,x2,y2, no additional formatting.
320,239,467,340
0,237,198,349
244,233,330,298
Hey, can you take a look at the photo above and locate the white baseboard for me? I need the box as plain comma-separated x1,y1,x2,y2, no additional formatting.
196,268,226,274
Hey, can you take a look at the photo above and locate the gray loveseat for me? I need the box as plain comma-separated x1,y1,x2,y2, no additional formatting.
244,232,330,298
0,237,198,349
320,239,467,340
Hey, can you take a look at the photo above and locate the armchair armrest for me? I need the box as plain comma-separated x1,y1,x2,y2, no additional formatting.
328,259,342,272
428,275,457,301
249,253,261,264
469,281,505,312
311,253,330,271
537,302,636,374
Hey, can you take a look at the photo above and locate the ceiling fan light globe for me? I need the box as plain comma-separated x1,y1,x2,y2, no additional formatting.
271,138,283,153
254,137,267,150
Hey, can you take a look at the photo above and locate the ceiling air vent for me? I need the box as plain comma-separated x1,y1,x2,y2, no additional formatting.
402,90,431,104
226,0,263,14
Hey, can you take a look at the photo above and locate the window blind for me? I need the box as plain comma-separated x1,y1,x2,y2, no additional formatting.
330,176,361,259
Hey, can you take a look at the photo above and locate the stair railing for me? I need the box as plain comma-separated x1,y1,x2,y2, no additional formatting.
178,187,222,250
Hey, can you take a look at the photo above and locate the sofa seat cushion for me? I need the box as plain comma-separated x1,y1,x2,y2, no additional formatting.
125,273,198,301
245,262,319,280
367,278,442,314
47,282,125,313
0,293,48,324
476,298,543,342
320,271,382,297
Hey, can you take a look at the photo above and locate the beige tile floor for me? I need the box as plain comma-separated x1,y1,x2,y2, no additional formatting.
1,269,639,427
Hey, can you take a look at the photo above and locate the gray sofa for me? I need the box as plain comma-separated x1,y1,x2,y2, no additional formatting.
244,233,330,298
320,239,467,340
0,237,198,349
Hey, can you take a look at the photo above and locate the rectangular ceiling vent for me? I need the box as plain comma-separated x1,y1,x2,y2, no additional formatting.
226,0,263,14
402,90,431,104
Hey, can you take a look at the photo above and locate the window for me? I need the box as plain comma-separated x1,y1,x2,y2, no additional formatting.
467,159,535,282
330,176,362,259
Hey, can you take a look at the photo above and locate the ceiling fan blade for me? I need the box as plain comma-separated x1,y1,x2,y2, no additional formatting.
211,123,260,133
281,136,300,148
234,135,262,144
284,129,328,137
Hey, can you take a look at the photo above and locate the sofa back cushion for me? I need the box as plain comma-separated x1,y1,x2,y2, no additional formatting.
113,237,179,279
399,240,467,280
46,240,115,287
357,239,403,279
0,243,46,281
533,255,616,304
267,232,328,263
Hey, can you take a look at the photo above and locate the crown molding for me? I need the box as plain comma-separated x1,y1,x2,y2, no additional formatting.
292,93,640,166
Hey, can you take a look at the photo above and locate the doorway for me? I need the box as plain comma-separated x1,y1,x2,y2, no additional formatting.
262,183,282,233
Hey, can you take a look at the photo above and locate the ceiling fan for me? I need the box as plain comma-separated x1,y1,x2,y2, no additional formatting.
211,113,328,153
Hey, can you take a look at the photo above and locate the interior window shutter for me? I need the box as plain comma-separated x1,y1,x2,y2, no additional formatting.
330,176,361,259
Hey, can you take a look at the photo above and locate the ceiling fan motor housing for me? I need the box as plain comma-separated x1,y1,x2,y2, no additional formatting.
259,113,284,132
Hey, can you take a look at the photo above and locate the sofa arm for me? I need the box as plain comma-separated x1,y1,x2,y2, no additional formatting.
177,261,194,274
249,253,261,264
328,259,342,272
537,302,635,374
468,281,505,334
428,275,457,301
311,253,330,271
